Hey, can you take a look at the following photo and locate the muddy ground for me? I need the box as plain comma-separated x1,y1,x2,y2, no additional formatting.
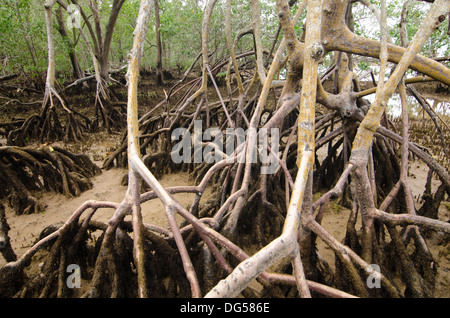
0,72,449,297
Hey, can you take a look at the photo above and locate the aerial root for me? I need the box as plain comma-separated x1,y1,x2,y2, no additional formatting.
0,145,101,215
0,203,16,263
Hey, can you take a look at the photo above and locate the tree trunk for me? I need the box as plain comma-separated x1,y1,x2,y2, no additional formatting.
154,0,164,85
55,6,84,80
44,0,57,90
99,0,126,82
321,0,450,85
5,0,450,300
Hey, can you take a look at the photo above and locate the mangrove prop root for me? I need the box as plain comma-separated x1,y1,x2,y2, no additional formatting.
2,0,450,299
0,145,101,215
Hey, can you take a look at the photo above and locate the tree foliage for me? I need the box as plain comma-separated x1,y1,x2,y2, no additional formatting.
0,0,448,81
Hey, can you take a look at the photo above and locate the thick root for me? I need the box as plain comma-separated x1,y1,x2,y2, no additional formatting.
0,145,101,215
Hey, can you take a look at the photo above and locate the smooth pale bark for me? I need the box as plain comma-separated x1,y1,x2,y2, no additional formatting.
348,0,450,263
225,0,244,95
55,6,84,79
321,0,450,85
27,0,450,300
42,0,73,114
125,0,153,298
250,0,267,84
126,0,202,297
351,0,450,155
205,0,322,298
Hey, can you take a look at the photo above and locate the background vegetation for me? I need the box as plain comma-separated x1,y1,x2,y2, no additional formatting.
1,0,448,88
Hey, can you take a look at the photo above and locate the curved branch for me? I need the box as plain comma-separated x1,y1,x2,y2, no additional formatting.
322,0,450,85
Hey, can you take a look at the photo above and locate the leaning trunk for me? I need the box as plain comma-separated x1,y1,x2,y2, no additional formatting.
155,0,164,85
99,0,125,82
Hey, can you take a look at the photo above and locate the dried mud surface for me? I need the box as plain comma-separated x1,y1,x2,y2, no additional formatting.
0,78,448,297
1,133,448,297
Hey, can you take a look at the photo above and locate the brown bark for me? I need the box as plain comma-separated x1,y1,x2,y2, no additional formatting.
0,204,17,263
